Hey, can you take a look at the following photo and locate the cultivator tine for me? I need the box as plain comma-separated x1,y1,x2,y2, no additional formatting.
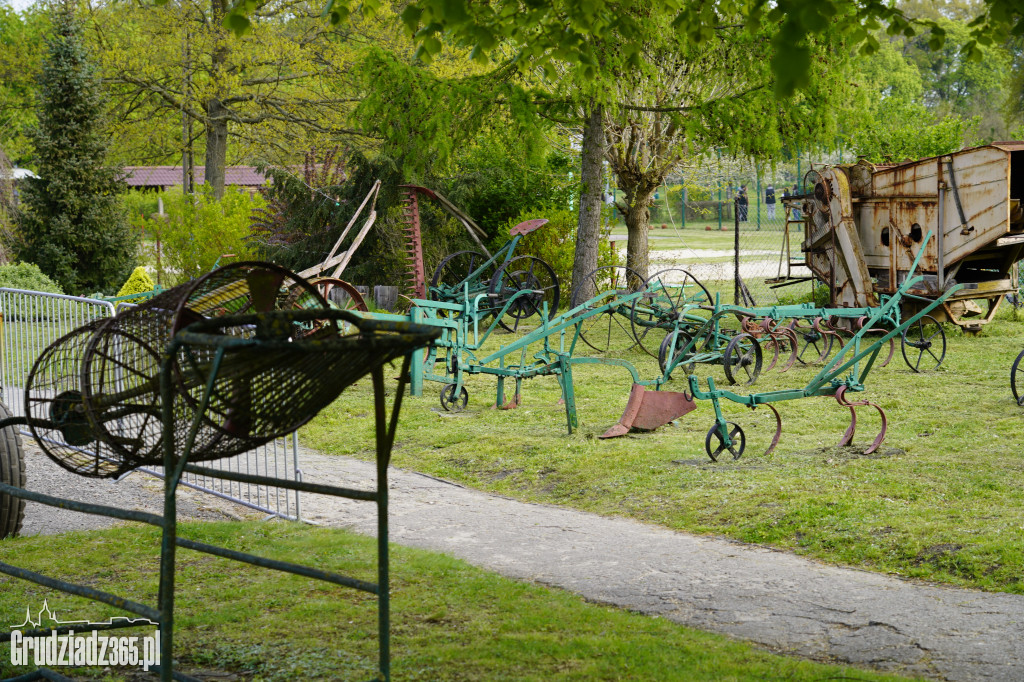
834,386,888,455
762,403,783,456
867,329,896,368
775,327,798,372
400,186,427,299
600,384,696,438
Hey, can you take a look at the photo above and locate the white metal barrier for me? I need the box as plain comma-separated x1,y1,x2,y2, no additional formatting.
0,287,301,520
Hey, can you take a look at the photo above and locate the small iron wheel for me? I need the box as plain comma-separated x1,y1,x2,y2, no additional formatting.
1011,349,1024,405
439,384,469,413
900,315,946,372
723,333,762,385
705,421,746,462
792,320,833,365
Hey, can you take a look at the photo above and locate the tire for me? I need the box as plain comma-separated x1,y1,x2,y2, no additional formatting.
0,400,26,539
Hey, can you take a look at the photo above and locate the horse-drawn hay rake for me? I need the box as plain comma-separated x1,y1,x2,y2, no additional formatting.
0,262,439,681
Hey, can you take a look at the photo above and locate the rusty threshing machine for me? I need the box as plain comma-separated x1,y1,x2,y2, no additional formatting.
782,143,1024,332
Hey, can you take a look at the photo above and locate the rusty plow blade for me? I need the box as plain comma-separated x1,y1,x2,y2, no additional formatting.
600,384,696,438
834,386,888,454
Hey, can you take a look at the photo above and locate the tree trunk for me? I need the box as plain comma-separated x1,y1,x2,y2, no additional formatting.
624,194,652,280
571,102,605,304
204,0,228,200
204,98,227,199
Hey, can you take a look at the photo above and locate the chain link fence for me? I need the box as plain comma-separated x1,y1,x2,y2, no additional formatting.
610,152,845,305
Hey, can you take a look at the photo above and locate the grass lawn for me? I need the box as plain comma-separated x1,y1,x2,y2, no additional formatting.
0,522,920,681
302,305,1024,595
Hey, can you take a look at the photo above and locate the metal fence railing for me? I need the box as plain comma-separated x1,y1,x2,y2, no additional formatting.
0,287,301,520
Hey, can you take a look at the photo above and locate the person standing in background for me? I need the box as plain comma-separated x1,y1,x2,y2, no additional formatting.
765,184,776,221
738,185,749,222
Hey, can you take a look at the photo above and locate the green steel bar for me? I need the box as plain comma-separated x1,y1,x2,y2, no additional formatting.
734,197,740,305
0,561,160,622
176,538,379,594
756,174,761,231
372,364,391,682
0,481,163,525
557,354,578,433
410,305,424,397
180,465,379,500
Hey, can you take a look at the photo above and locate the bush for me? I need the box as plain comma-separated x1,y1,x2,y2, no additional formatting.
777,282,829,307
115,266,155,302
0,262,63,293
141,186,264,285
505,208,619,304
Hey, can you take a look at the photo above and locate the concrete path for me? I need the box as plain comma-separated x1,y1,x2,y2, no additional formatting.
293,449,1024,682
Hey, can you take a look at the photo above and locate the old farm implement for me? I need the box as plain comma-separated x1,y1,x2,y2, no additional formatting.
370,232,957,459
0,263,439,681
780,144,1024,332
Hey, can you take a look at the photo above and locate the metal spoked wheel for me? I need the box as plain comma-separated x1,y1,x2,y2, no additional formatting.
439,383,469,412
1012,349,1024,406
658,330,697,377
790,319,834,365
570,265,646,354
0,400,25,539
705,421,746,462
430,250,496,302
489,256,560,332
900,315,946,372
723,333,763,385
630,268,712,358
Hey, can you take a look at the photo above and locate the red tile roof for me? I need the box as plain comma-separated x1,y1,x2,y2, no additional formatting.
122,166,267,187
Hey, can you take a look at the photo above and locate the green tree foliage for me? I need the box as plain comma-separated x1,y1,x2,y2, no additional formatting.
850,99,978,163
0,4,48,165
900,13,1011,137
141,186,264,285
14,5,136,295
115,265,156,302
596,18,852,278
94,0,405,196
442,137,576,243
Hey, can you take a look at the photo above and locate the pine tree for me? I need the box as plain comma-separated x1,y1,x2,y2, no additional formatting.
14,2,136,295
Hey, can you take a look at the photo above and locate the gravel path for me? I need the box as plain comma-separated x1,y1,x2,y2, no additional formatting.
16,441,253,536
293,448,1024,682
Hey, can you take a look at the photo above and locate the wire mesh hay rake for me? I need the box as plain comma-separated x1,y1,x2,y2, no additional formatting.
24,262,341,478
2,261,441,682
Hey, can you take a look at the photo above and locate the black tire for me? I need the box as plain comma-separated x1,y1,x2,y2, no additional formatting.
705,421,745,462
0,400,26,539
430,250,494,302
489,256,560,332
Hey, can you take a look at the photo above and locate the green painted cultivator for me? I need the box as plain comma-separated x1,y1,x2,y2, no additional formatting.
365,231,958,460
